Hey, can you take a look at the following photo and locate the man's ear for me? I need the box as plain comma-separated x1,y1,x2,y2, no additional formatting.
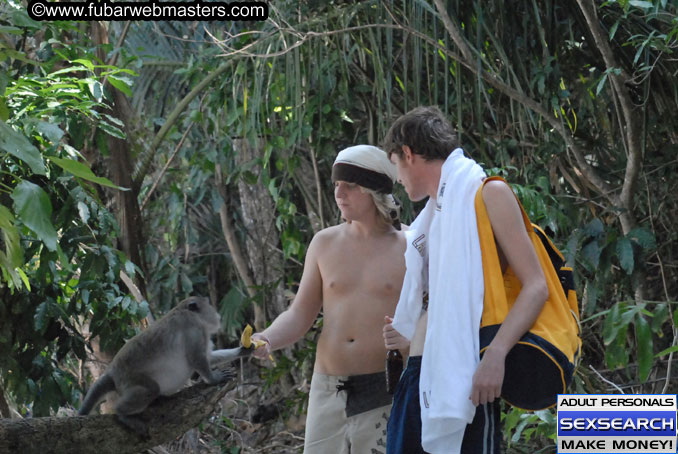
402,145,414,163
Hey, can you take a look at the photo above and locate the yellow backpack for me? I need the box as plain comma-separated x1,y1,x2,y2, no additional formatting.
475,176,581,410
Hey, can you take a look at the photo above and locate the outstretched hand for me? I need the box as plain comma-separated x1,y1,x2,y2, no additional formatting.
383,316,410,351
250,333,273,360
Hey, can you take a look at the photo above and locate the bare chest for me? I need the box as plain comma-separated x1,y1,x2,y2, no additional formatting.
318,238,405,301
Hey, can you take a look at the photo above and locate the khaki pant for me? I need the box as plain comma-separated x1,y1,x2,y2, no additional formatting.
304,372,391,454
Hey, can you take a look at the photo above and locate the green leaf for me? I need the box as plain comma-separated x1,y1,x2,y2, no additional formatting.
0,120,46,175
628,227,656,251
0,48,39,66
605,334,629,369
36,121,65,143
634,314,652,382
621,304,641,325
137,301,150,318
511,416,533,443
650,303,669,333
0,205,22,268
268,178,279,202
60,143,84,160
0,72,8,96
70,58,95,71
124,260,135,277
98,119,125,139
49,156,128,190
0,97,9,121
0,26,23,35
11,181,58,251
108,75,133,97
582,240,601,269
616,237,634,274
0,252,20,289
34,301,49,333
77,201,90,223
16,268,30,291
583,218,604,237
88,80,103,102
656,345,678,357
48,66,90,77
10,8,41,29
180,272,193,293
629,0,654,8
102,68,138,77
602,304,621,345
102,114,124,128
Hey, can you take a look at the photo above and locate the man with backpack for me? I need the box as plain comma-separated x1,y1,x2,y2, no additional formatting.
381,106,549,454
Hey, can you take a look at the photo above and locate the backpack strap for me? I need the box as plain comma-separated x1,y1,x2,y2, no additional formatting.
477,176,532,233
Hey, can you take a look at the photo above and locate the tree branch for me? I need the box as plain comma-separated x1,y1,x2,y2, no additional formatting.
308,145,325,230
431,0,474,62
139,122,195,212
0,381,234,454
574,0,642,234
214,165,265,330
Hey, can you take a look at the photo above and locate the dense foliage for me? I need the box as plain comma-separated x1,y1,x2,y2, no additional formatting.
0,3,148,415
1,0,677,451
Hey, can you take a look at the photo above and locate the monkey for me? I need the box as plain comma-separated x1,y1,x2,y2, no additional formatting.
78,296,251,436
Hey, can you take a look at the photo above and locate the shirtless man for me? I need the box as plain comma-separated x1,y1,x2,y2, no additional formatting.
251,145,406,454
382,106,548,454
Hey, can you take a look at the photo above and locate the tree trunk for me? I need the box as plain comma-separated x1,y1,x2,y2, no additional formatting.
233,139,288,323
91,21,148,297
215,173,264,330
107,86,148,297
82,333,115,414
0,382,234,454
0,386,10,419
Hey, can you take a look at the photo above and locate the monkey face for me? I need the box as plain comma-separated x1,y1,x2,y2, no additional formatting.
182,296,221,334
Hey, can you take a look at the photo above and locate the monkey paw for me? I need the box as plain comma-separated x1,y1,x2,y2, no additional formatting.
213,367,237,384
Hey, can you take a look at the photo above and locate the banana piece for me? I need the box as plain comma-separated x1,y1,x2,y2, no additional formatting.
241,324,253,348
240,324,268,349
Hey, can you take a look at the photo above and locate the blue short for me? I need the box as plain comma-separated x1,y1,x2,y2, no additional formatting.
386,356,502,454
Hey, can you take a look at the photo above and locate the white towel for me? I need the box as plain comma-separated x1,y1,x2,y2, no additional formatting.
392,149,486,453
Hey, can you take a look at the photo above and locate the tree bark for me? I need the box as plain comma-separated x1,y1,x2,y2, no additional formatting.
90,21,148,297
0,381,234,454
215,165,264,330
233,139,288,323
0,387,10,419
107,86,148,296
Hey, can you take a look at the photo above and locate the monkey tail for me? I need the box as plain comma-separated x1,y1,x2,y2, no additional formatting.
78,373,115,415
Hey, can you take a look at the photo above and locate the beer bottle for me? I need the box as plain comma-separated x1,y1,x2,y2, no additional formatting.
386,349,404,394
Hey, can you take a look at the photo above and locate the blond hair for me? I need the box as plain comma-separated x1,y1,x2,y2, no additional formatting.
360,186,401,229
